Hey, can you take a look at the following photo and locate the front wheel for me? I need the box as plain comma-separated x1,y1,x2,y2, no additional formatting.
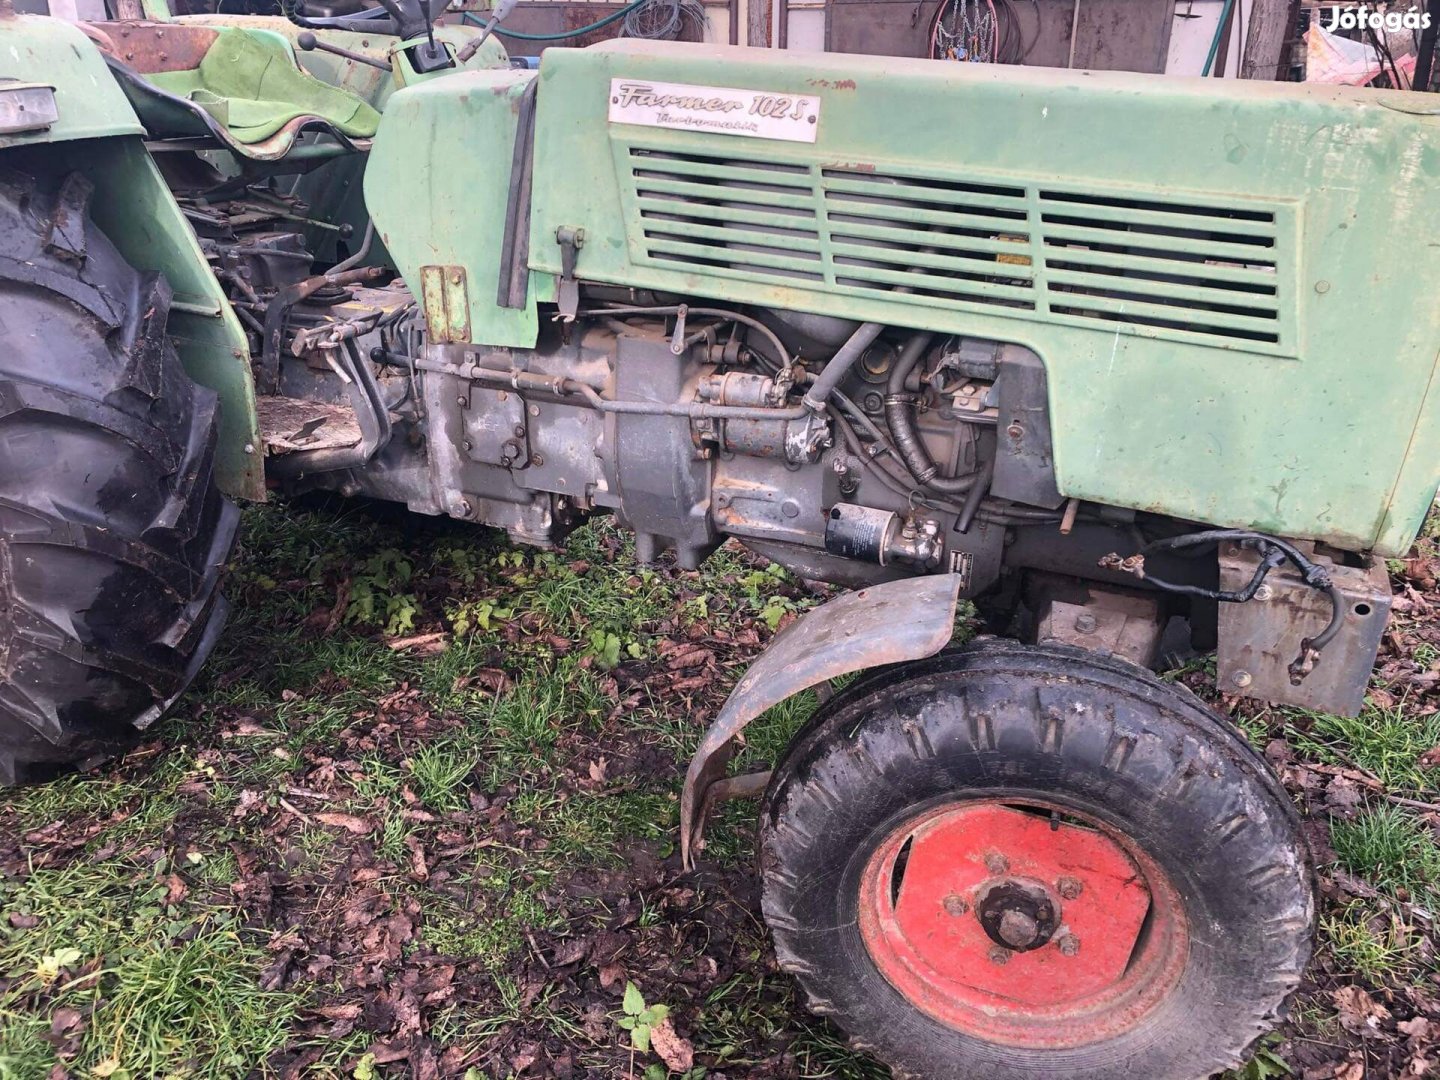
759,640,1313,1080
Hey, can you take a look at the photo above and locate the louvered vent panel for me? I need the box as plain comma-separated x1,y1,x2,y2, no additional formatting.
820,168,1036,310
1038,190,1282,345
619,145,1292,352
629,147,823,283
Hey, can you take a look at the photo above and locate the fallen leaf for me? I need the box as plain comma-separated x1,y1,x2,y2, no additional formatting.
7,912,38,929
164,873,188,907
598,961,626,990
1399,1016,1433,1039
48,1007,83,1039
1419,746,1440,769
1333,985,1391,1034
649,1016,694,1072
386,632,448,655
588,758,608,784
316,812,374,835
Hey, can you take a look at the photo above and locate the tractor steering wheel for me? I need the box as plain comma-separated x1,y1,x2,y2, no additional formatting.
287,0,445,40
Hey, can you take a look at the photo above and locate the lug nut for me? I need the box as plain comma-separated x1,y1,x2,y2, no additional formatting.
1056,876,1083,900
1057,934,1081,956
987,945,1011,965
943,894,969,916
984,852,1009,874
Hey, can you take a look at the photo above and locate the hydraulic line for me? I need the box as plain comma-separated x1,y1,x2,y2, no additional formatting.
802,321,885,412
1104,528,1345,682
884,330,979,495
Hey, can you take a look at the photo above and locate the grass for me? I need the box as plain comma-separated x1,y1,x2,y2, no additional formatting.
2,498,1438,1077
1331,804,1440,904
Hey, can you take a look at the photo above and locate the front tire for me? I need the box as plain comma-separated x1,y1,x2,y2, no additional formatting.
0,168,239,785
759,640,1313,1080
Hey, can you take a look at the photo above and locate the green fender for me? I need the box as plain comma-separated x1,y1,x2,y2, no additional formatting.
0,13,265,500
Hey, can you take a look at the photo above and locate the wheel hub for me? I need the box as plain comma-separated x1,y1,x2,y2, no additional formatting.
978,879,1058,952
857,799,1189,1047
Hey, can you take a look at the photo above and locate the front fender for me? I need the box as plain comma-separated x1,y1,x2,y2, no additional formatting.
679,573,963,868
0,15,144,149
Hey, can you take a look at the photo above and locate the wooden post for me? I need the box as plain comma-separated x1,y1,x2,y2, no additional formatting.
1240,0,1295,79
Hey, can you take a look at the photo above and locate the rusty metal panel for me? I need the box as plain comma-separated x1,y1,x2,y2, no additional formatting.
824,0,1172,71
420,265,472,343
679,571,963,866
499,2,706,51
1217,544,1392,717
825,0,937,57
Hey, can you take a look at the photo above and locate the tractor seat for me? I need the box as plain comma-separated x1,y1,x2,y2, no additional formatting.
101,22,380,160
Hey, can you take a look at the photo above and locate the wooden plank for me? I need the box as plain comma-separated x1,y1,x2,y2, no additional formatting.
1241,0,1296,79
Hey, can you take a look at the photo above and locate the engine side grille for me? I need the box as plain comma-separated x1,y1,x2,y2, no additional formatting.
1037,190,1281,345
630,147,823,283
621,146,1294,353
820,168,1036,311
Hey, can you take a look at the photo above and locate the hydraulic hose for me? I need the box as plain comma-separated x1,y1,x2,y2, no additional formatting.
801,321,885,412
883,330,977,494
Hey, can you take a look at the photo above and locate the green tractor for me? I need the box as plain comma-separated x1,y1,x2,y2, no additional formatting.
4,0,1439,1072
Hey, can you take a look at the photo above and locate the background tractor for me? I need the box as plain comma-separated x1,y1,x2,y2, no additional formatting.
2,0,1439,1073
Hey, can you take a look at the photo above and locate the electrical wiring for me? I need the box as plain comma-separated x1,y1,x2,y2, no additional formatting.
1103,528,1346,681
622,0,706,38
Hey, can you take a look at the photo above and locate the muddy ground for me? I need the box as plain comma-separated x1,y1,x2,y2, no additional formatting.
2,500,1439,1079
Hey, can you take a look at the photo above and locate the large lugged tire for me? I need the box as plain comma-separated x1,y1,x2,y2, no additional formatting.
0,168,239,786
759,639,1314,1080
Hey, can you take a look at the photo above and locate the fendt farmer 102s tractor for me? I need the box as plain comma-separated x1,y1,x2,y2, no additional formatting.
4,0,1440,1072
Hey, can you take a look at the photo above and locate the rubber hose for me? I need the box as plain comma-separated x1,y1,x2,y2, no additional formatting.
801,320,885,412
883,330,976,494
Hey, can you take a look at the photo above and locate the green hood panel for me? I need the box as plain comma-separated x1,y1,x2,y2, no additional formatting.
522,40,1440,556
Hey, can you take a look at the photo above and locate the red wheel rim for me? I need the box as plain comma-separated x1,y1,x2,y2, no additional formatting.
858,799,1189,1048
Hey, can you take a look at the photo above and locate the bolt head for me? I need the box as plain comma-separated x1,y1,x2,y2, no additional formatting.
1231,670,1254,690
1006,423,1025,439
1073,613,1098,634
1056,876,1083,900
984,852,1009,875
942,894,969,916
998,909,1040,949
1254,584,1274,602
987,945,1010,965
1057,934,1081,957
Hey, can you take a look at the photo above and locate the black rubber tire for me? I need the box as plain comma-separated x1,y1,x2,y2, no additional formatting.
0,168,239,786
759,639,1315,1080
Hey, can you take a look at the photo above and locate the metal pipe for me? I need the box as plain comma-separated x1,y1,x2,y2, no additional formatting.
331,220,376,275
956,456,994,533
410,357,810,421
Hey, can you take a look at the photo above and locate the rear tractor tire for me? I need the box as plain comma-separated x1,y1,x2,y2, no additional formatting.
759,639,1314,1080
0,169,239,786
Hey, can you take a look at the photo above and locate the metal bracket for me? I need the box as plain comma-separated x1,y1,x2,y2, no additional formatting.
555,225,585,323
678,572,963,868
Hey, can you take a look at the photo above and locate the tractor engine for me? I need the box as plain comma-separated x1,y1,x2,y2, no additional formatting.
261,280,1055,595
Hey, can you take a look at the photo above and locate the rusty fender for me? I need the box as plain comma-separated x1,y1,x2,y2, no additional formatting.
679,573,963,868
